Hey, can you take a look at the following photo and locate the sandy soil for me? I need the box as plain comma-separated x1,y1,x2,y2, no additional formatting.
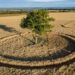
0,12,75,57
0,15,26,38
0,12,75,38
0,12,75,75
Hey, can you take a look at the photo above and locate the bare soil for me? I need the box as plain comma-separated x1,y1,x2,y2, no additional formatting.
0,12,75,75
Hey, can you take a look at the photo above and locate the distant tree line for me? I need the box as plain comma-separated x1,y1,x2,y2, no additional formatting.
0,10,27,14
0,9,75,15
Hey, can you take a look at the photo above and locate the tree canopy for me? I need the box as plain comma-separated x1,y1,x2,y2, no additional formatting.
20,10,54,35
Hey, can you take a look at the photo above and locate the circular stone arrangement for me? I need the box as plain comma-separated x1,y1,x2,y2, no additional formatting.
0,33,75,66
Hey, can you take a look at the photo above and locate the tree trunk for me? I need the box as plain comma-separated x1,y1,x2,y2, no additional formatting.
35,36,38,44
32,33,38,44
46,32,49,49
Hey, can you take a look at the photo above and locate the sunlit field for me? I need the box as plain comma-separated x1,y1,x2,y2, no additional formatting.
0,12,75,75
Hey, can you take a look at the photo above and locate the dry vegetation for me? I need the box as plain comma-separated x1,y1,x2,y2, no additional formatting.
0,12,75,75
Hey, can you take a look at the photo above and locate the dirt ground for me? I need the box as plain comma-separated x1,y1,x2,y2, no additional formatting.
0,12,75,75
0,12,75,38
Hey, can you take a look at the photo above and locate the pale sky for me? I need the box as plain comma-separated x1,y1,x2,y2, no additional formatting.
0,0,75,8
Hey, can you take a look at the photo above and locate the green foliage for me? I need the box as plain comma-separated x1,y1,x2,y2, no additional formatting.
20,9,54,35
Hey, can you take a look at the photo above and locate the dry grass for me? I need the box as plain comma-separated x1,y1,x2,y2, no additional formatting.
0,12,75,75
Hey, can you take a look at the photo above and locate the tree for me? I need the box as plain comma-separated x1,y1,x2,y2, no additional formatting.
20,9,54,44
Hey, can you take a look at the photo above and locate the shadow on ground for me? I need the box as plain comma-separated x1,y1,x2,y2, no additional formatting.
0,24,75,69
0,35,75,62
0,58,75,70
0,24,17,32
0,24,35,44
0,35,75,69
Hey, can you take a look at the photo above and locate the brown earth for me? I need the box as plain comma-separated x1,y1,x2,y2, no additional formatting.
0,12,75,75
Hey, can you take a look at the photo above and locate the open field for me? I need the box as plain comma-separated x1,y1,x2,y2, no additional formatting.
0,12,75,38
0,12,75,75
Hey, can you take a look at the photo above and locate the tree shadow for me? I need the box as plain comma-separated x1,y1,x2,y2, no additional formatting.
0,36,75,62
0,57,75,70
0,25,75,69
0,35,75,69
0,24,17,32
0,24,35,44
